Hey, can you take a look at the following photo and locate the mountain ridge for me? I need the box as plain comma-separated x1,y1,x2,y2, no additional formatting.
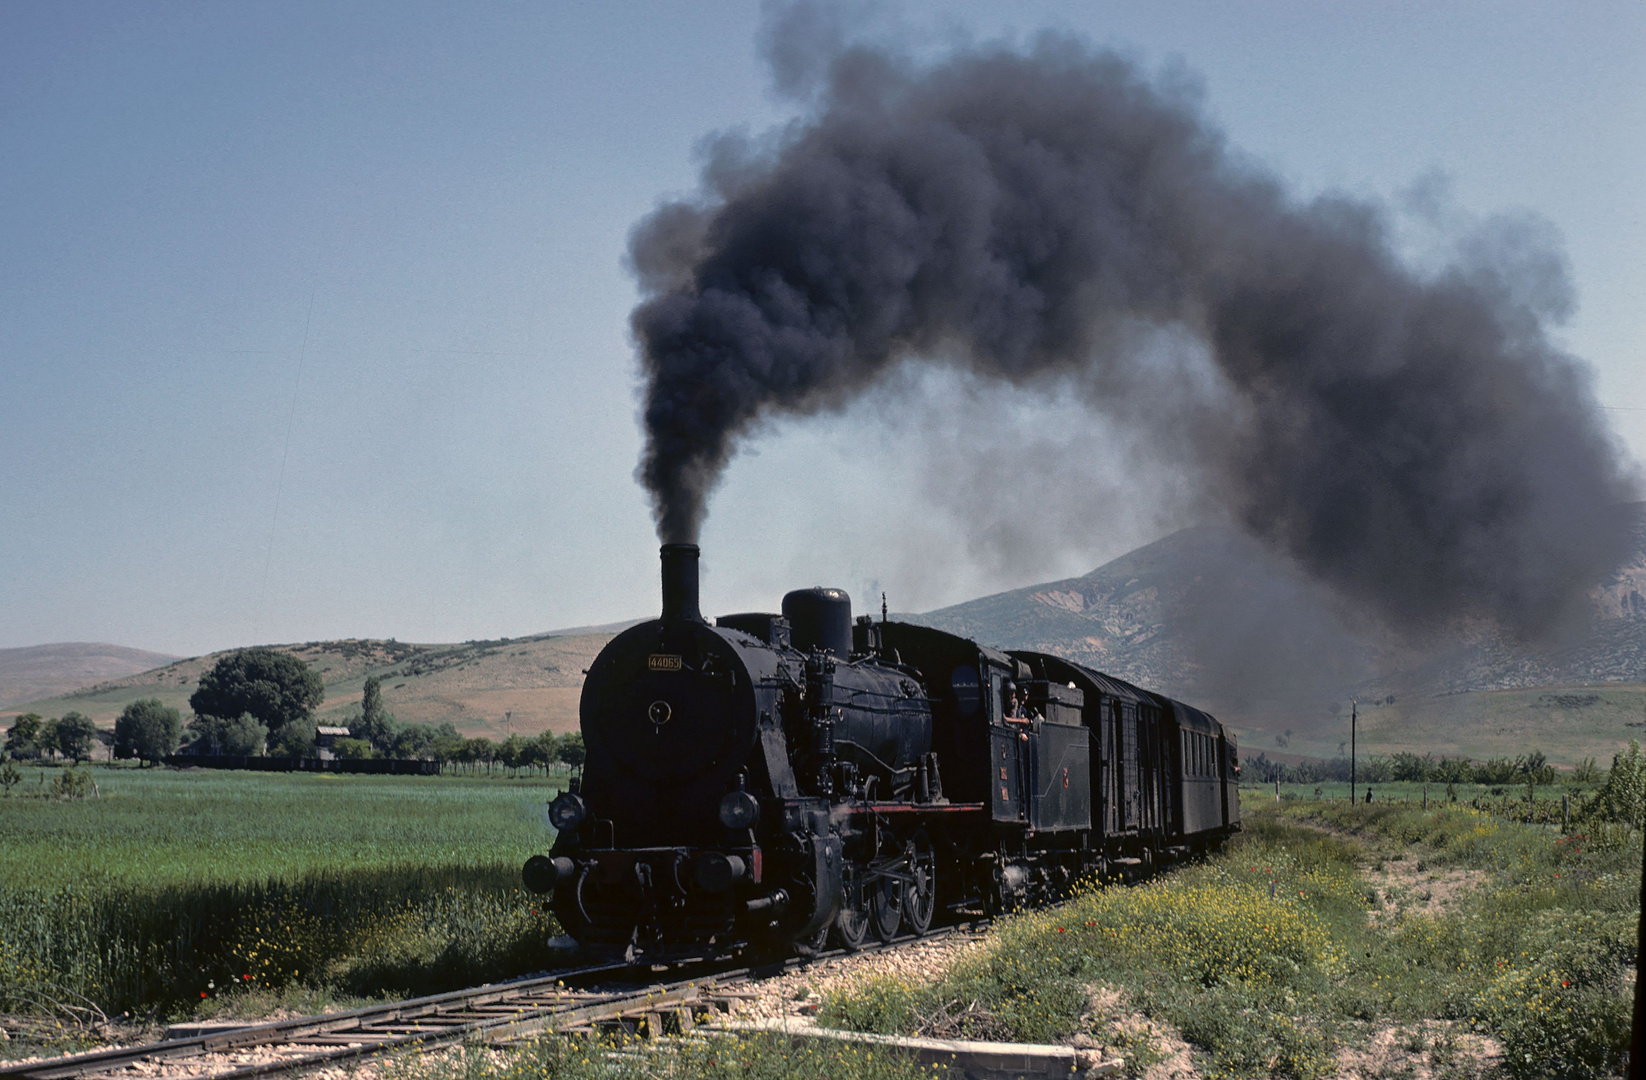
0,642,183,710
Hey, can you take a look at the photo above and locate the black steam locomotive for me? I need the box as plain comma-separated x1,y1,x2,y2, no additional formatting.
523,544,1240,959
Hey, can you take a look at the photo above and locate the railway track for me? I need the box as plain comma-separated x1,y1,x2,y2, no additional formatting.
1,923,986,1080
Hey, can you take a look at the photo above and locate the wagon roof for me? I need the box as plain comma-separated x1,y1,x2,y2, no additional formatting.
1009,652,1154,707
1165,700,1223,735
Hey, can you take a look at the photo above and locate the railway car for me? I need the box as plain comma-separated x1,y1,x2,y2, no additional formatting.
523,544,1239,960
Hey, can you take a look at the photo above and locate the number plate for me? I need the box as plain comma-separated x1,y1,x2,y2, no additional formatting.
648,654,683,671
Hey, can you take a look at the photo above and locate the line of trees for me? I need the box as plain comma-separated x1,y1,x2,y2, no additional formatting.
173,659,584,774
3,711,101,762
1244,749,1573,787
332,726,584,774
7,648,586,776
327,674,585,774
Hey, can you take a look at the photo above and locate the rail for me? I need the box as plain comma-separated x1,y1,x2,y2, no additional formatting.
2,923,987,1080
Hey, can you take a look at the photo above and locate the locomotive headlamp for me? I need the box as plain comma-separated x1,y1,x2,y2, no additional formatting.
548,792,588,832
718,790,760,830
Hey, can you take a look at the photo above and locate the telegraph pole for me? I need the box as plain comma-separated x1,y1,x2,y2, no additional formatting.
1631,686,1645,1079
1350,700,1357,806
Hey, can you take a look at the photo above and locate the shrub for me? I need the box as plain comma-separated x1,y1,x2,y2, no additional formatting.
1582,740,1646,827
332,738,375,760
52,766,91,799
818,974,927,1035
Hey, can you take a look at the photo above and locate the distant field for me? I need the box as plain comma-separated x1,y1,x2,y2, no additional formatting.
0,765,568,1017
1229,681,1646,767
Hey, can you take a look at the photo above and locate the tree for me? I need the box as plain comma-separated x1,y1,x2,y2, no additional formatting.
386,721,459,761
531,731,560,772
353,675,397,750
54,712,99,762
1,756,20,796
4,714,44,759
191,648,323,753
464,737,496,775
187,712,268,756
36,718,61,759
556,732,586,769
429,735,464,772
270,720,317,758
498,734,527,776
115,699,182,765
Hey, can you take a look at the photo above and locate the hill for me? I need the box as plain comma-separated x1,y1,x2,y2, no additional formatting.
0,643,182,709
2,633,613,739
911,507,1646,765
7,508,1641,765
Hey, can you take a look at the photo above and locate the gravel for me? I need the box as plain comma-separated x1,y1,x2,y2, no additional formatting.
728,930,990,1022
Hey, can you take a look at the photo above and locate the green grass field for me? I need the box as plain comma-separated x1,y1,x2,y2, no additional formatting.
0,764,567,1025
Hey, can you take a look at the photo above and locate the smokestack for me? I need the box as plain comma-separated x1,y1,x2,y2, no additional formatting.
660,543,703,623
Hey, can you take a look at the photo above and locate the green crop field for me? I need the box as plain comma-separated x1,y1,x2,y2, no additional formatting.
0,764,568,1027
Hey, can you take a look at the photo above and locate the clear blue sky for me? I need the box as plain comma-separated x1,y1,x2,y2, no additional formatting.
3,1,1642,656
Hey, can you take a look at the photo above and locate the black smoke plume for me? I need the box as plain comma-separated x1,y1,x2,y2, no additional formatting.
629,20,1635,636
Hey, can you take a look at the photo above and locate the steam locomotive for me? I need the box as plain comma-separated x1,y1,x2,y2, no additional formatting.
523,544,1240,959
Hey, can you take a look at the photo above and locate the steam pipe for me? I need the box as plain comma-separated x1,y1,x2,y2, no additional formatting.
660,543,703,623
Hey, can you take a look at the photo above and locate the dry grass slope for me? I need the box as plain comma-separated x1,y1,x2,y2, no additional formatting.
2,633,613,738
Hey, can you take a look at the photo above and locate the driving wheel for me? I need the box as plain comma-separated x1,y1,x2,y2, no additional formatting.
869,874,902,942
904,830,937,935
831,871,871,951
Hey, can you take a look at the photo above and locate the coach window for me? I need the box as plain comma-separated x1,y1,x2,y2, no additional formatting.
989,672,1004,725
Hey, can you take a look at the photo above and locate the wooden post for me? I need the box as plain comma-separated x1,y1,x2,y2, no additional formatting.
1562,793,1569,834
1423,783,1428,811
1350,700,1357,807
